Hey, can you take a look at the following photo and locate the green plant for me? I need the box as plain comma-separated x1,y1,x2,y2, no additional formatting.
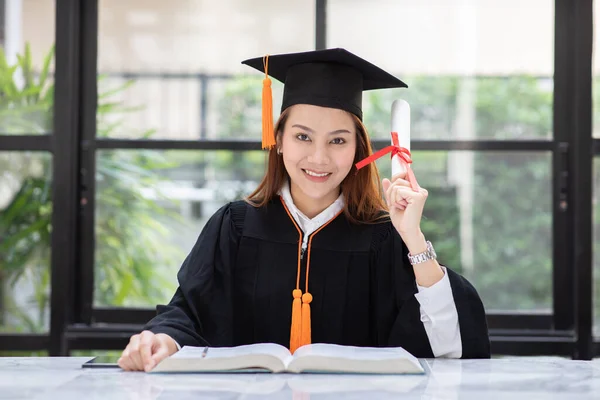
94,148,185,306
0,44,54,333
0,43,187,333
0,44,54,134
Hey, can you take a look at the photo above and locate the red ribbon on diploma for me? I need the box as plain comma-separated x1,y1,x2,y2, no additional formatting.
355,131,420,192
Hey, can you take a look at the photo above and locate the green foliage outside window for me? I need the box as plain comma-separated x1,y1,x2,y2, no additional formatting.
1,43,599,342
0,44,185,334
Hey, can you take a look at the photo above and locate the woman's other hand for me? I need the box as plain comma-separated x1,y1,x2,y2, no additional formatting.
118,331,178,372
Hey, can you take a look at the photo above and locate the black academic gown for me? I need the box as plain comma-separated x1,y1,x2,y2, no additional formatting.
144,198,491,359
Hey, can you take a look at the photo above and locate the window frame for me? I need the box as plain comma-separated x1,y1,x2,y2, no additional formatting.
0,0,596,360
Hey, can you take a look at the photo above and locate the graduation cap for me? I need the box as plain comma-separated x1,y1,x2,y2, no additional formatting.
242,48,408,149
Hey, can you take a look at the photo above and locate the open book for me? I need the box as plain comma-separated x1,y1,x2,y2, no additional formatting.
135,373,428,397
151,343,425,375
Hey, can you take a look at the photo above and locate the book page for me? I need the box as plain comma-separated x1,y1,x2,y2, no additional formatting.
293,343,420,365
152,343,293,373
288,343,424,374
174,343,292,363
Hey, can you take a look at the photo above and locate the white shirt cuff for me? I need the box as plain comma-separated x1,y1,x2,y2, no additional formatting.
413,266,462,358
414,266,455,321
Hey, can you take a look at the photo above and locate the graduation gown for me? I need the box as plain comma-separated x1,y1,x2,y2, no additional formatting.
144,198,491,359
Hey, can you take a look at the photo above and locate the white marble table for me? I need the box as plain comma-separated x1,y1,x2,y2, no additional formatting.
1,356,599,399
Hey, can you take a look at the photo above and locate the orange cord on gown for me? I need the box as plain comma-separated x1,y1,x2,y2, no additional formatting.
280,196,342,354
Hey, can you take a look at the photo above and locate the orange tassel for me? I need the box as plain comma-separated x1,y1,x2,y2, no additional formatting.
300,292,312,347
290,289,303,354
261,55,275,150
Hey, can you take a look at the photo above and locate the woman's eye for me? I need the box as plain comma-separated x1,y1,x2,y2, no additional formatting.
331,138,345,145
296,134,310,141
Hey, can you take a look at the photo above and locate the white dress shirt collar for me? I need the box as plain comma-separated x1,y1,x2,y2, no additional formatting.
278,179,344,247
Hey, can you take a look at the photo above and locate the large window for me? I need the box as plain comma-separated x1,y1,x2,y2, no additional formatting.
94,150,265,307
330,0,554,312
91,0,312,310
97,0,312,140
1,0,597,359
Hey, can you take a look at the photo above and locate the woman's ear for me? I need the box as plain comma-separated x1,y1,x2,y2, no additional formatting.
275,130,283,155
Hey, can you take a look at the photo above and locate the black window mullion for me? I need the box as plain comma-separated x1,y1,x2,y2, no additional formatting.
77,0,99,327
90,308,556,331
0,334,50,352
0,0,5,46
92,139,555,152
593,139,600,154
553,0,593,360
50,0,83,356
553,0,577,335
315,0,326,50
570,0,594,360
0,135,53,151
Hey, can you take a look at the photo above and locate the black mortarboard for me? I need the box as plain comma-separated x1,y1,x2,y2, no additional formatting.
241,48,407,149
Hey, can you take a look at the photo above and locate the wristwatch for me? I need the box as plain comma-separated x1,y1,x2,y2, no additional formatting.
408,240,437,265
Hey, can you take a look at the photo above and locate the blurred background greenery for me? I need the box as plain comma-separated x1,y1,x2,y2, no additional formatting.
1,41,599,353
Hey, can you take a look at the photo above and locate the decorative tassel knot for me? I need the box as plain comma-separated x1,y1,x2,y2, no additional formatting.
261,55,275,150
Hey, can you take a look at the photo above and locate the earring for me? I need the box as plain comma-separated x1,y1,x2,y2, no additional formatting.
277,148,282,155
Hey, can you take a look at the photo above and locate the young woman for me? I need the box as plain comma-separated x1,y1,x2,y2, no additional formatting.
118,48,490,372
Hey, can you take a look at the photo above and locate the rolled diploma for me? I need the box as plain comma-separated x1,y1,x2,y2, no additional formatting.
391,99,410,178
